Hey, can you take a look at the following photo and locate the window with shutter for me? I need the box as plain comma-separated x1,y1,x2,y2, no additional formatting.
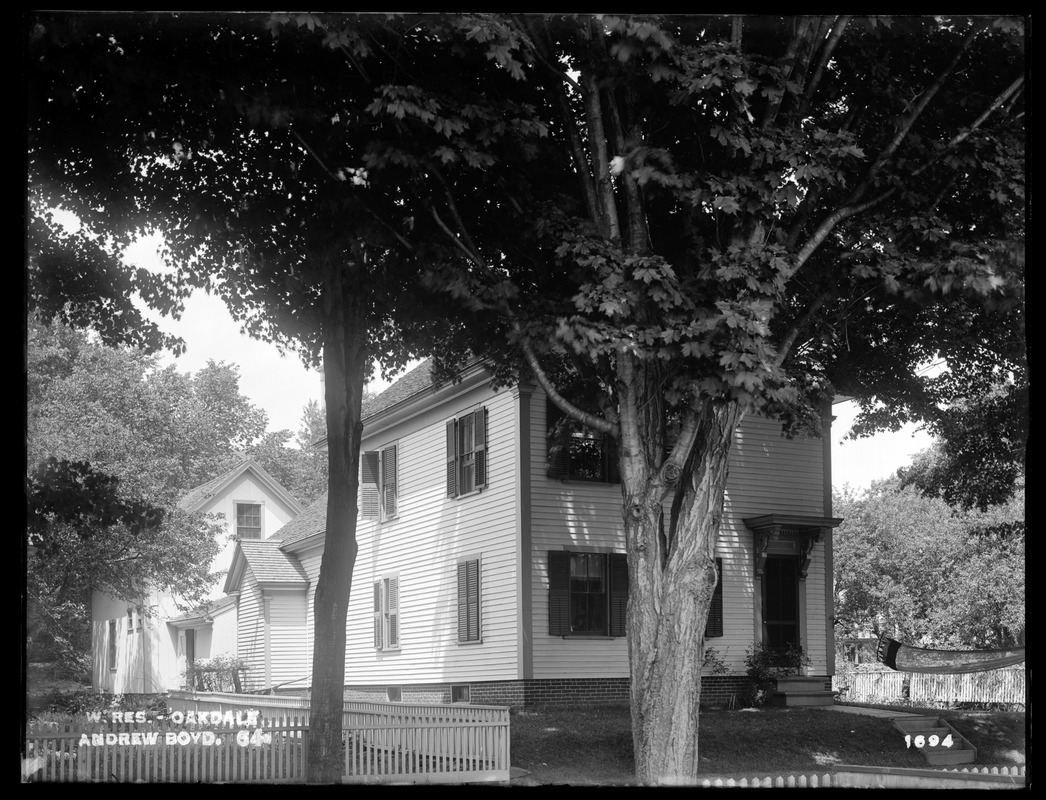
546,400,619,483
446,408,488,498
705,558,724,638
361,445,397,522
374,575,401,651
548,551,628,636
457,558,481,643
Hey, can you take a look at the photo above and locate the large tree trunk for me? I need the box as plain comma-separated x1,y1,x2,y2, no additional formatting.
307,266,368,783
622,393,743,785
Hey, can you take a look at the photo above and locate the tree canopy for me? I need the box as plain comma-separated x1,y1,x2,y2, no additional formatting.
833,477,1024,651
25,318,324,676
27,13,1025,784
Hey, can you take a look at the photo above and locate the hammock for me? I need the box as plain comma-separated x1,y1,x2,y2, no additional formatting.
876,634,1026,674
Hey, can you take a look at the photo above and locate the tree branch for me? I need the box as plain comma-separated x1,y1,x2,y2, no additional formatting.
519,335,616,436
580,38,621,240
761,16,811,128
796,16,850,119
846,24,980,207
430,206,486,270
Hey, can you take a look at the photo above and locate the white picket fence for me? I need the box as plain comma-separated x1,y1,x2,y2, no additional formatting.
834,667,1025,707
168,690,511,784
25,691,510,784
699,765,1025,789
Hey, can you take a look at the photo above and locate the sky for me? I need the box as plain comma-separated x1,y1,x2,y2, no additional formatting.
148,288,935,491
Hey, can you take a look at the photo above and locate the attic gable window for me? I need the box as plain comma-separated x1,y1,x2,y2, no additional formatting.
236,503,262,539
446,408,488,498
361,444,398,522
546,400,619,484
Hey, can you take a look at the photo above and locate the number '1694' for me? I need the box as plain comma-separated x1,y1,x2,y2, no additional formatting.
905,734,953,748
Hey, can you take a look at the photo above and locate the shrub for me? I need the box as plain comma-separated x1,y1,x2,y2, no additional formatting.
742,642,810,706
183,655,250,693
702,646,730,676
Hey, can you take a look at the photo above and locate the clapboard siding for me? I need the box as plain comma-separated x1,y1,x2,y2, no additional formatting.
342,378,521,685
529,392,630,679
528,394,830,678
267,590,310,689
721,414,829,674
236,576,265,692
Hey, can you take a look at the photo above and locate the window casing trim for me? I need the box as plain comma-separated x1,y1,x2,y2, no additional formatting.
233,500,264,539
361,444,399,523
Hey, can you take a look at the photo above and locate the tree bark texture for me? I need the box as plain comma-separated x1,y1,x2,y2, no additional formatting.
620,379,743,785
307,264,368,783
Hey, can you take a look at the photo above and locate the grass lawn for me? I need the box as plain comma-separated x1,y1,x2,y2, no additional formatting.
509,704,1026,786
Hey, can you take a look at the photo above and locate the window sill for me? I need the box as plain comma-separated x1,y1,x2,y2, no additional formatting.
558,634,622,640
456,638,483,646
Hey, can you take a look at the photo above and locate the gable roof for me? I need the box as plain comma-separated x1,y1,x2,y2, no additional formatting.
225,538,309,592
178,456,305,517
362,359,436,422
167,594,238,627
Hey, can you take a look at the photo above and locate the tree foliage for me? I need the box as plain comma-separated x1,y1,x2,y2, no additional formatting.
28,318,268,503
25,318,320,675
833,479,1024,651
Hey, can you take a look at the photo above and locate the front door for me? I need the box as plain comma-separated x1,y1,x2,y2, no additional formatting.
763,556,799,651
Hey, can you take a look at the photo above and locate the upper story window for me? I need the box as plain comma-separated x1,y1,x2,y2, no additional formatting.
361,444,398,522
236,502,262,539
546,400,619,483
446,408,488,498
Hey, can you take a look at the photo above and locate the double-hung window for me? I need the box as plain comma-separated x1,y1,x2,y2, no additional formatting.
446,408,488,497
373,575,400,651
361,444,398,521
236,503,262,539
546,401,619,483
548,551,628,636
457,558,481,643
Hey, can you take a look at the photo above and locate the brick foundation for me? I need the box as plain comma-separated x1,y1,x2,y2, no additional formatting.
336,675,837,709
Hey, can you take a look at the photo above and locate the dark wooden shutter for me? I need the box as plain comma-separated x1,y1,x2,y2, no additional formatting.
705,558,724,638
548,550,571,635
446,419,458,497
373,582,383,648
457,559,480,642
609,552,629,636
546,402,569,479
386,576,399,648
606,435,621,484
382,445,397,518
457,562,468,641
361,452,380,519
474,408,488,490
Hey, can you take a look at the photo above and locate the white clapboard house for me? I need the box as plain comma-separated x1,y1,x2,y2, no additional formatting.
91,457,303,694
223,360,841,706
